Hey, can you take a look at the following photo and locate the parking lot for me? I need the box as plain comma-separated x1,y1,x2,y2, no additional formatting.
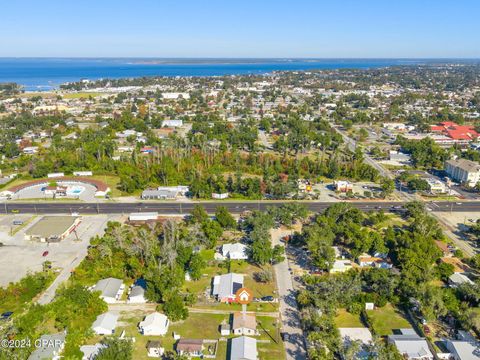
0,214,119,286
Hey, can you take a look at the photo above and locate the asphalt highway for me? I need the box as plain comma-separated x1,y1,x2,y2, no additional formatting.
1,200,479,215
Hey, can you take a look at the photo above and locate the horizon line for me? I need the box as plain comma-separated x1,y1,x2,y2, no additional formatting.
1,56,480,60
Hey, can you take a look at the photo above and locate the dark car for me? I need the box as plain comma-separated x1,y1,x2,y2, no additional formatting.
42,251,49,257
282,332,290,342
261,296,275,302
1,311,13,320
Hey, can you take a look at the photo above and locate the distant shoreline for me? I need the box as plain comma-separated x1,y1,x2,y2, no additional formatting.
1,58,479,91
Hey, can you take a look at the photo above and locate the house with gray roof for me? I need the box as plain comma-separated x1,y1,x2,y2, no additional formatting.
230,336,257,360
80,343,107,360
91,312,119,335
445,340,480,360
449,273,474,288
92,278,124,303
28,333,66,360
388,333,434,360
212,273,244,303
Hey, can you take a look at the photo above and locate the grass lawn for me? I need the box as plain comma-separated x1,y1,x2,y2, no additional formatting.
90,175,123,197
334,309,364,328
373,214,405,230
366,304,412,335
185,256,279,313
112,311,283,360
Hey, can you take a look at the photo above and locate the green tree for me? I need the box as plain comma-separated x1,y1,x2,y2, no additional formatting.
215,206,237,229
96,337,133,360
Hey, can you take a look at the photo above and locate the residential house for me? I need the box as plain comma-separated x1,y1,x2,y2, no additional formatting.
330,260,353,274
146,340,164,358
128,279,147,303
80,343,106,360
339,327,374,360
91,312,119,335
28,333,66,360
449,273,474,288
445,340,480,360
139,312,170,336
230,336,257,360
162,119,183,127
357,254,392,269
388,333,434,360
221,243,248,260
176,339,204,357
212,273,244,303
232,313,258,336
92,278,124,303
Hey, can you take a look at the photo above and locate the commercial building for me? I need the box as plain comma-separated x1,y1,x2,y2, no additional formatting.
425,178,447,194
25,216,81,242
334,180,353,192
445,159,480,187
129,212,159,222
141,186,189,200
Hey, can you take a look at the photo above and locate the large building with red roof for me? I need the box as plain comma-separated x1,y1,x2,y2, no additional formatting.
430,122,478,144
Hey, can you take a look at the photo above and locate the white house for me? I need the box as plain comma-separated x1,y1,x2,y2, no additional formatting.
339,327,374,359
449,273,474,288
92,278,124,303
91,312,119,335
47,172,65,178
139,312,170,336
330,260,353,274
162,119,183,128
230,336,257,360
80,343,106,360
445,340,480,360
388,333,434,360
162,92,190,100
128,279,147,304
129,212,158,222
28,333,66,360
232,313,258,336
23,146,39,154
212,273,244,303
221,243,249,260
73,171,93,177
146,340,164,358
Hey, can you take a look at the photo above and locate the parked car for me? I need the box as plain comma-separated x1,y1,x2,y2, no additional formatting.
42,251,49,257
13,220,23,225
1,311,13,320
282,333,290,342
261,296,275,302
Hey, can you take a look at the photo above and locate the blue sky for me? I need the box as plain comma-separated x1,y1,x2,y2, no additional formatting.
1,0,479,58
